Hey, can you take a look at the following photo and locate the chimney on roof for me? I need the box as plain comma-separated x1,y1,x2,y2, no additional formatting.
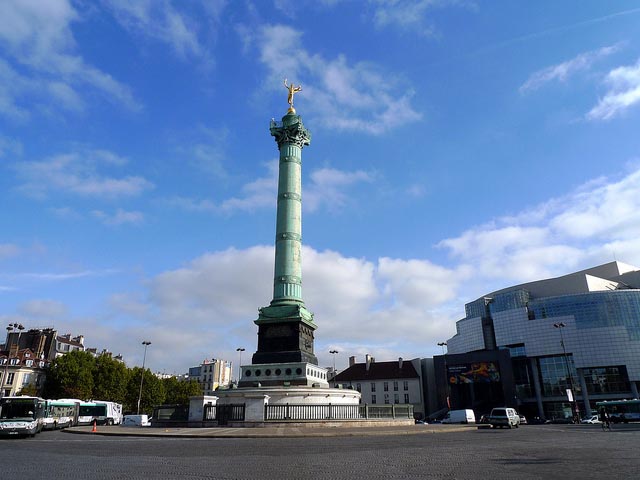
73,335,84,345
349,356,356,367
365,354,373,372
399,357,403,369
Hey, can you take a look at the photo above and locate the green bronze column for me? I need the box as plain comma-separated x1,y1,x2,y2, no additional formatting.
251,83,318,366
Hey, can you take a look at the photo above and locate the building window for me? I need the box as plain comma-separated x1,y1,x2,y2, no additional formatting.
384,394,390,404
403,381,409,391
6,373,14,385
356,383,361,392
394,394,399,404
371,382,376,392
371,395,377,404
393,381,398,391
404,394,410,403
583,366,630,394
383,382,389,392
538,355,580,397
22,373,31,386
25,360,33,367
10,359,18,365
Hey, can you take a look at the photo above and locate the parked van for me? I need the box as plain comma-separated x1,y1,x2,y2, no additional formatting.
442,409,476,424
122,414,151,427
489,407,520,429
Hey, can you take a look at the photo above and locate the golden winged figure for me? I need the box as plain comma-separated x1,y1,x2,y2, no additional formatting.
284,78,302,112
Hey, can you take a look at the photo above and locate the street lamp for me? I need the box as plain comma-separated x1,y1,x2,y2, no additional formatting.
329,350,339,385
137,341,152,415
236,348,245,384
437,342,450,410
554,322,578,423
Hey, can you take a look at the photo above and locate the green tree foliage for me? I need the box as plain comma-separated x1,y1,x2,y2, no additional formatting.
43,351,199,413
43,350,96,400
124,367,166,415
162,377,201,405
93,353,130,404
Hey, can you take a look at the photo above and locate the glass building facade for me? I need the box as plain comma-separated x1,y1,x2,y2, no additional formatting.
446,262,640,421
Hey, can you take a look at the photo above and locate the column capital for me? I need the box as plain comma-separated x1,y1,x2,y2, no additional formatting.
270,114,311,149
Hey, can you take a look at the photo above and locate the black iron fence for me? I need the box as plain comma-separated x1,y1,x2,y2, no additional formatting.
203,404,246,425
264,403,413,421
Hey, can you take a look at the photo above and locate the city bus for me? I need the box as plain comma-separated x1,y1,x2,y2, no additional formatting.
76,400,123,425
43,399,80,430
0,396,46,437
596,399,640,423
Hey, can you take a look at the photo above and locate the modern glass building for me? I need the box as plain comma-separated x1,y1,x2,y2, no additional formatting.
445,261,640,421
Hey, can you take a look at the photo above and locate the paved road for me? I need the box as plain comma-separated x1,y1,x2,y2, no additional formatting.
1,424,638,479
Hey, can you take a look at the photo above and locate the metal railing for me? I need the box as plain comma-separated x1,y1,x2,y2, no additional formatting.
203,404,246,424
264,403,413,421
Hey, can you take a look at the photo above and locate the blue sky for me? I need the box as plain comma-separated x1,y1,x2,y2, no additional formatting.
2,1,640,375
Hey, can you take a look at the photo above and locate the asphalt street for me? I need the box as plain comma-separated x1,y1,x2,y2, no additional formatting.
1,424,639,479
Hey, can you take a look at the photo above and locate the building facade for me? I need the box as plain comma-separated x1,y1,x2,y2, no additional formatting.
445,261,640,421
333,355,424,418
1,328,56,397
189,358,232,395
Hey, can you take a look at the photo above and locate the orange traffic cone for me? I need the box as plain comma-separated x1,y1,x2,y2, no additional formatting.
92,420,97,432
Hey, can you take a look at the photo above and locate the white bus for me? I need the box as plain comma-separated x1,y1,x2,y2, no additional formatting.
0,396,46,437
43,399,80,430
76,400,123,425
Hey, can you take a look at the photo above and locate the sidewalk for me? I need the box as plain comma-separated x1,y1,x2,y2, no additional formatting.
64,423,474,438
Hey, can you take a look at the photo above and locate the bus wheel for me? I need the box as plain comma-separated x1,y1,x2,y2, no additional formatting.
107,418,114,426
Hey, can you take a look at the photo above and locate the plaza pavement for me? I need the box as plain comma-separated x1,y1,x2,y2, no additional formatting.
65,422,474,438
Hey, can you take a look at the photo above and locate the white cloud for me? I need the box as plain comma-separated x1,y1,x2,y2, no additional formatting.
168,161,374,215
254,24,422,134
438,166,640,291
102,0,224,63
587,57,640,120
0,0,140,118
0,243,21,260
305,167,373,212
92,209,145,226
519,44,620,94
18,299,68,318
14,149,153,199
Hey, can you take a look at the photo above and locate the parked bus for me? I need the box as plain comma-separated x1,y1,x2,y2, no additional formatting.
76,400,123,425
43,399,80,430
0,396,46,437
596,399,640,423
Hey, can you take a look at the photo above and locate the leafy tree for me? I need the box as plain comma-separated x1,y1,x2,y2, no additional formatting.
124,367,165,415
43,350,96,400
93,353,130,403
162,377,201,405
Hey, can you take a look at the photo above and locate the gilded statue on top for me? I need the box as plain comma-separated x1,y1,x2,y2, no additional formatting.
284,78,302,112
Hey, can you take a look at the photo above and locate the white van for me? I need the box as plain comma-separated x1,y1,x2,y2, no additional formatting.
442,409,476,424
489,407,520,428
122,414,151,427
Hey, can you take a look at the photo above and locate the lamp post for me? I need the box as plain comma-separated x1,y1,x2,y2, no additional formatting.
329,350,339,385
554,322,578,423
137,341,151,415
236,347,245,384
438,342,450,410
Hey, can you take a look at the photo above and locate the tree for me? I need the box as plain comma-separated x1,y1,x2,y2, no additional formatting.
93,353,130,403
162,377,201,405
43,350,96,400
124,367,165,415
